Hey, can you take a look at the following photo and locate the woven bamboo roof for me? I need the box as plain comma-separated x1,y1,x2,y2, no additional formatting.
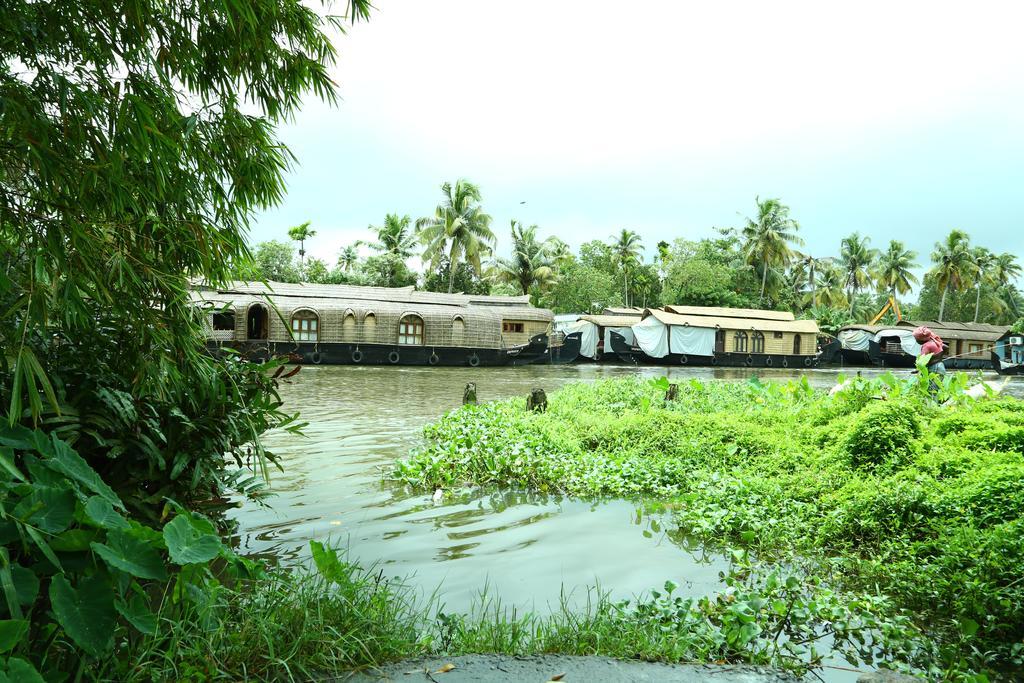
646,308,819,334
579,315,643,327
194,280,535,308
602,307,644,315
663,305,795,321
898,320,1009,341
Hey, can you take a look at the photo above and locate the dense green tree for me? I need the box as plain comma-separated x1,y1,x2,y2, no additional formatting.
493,221,558,296
741,197,802,304
421,257,491,295
361,254,417,288
0,0,371,673
579,239,618,273
928,229,976,322
544,263,623,314
417,180,496,293
838,233,878,316
609,229,644,307
875,240,919,301
288,221,317,268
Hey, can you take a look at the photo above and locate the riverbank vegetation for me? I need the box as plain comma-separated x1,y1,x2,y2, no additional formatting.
393,373,1024,679
243,198,1022,329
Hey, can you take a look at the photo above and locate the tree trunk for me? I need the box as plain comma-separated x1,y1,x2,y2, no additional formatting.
974,281,982,323
759,263,768,303
624,269,629,308
849,286,856,316
939,285,948,322
810,262,817,308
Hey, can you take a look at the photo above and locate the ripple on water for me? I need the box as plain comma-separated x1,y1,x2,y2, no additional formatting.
229,364,1024,615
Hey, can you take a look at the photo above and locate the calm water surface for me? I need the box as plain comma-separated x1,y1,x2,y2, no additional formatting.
228,364,1024,617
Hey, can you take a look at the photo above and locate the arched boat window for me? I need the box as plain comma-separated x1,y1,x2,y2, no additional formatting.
793,334,801,355
247,304,268,340
342,310,357,341
291,309,319,342
213,310,235,331
733,330,748,353
751,331,765,354
399,314,424,345
452,315,466,345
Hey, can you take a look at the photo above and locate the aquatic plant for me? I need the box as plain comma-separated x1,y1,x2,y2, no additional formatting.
393,374,1024,678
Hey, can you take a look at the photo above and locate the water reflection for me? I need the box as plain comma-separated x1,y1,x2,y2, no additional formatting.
229,364,1023,614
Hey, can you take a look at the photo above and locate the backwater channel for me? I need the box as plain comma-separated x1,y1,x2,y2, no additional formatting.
228,365,1023,675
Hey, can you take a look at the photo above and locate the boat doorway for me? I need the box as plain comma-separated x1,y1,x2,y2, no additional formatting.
247,304,269,340
715,329,725,353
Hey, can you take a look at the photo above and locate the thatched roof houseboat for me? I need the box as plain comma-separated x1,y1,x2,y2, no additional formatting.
193,281,563,366
837,320,1007,370
557,313,643,361
609,305,820,368
995,329,1024,375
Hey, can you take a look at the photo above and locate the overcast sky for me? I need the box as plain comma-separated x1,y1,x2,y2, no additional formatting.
250,0,1024,280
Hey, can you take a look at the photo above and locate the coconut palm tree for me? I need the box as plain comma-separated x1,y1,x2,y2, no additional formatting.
991,252,1022,316
741,197,803,304
416,180,496,293
792,252,833,309
493,221,558,295
547,237,574,270
875,240,919,301
287,221,316,268
969,247,999,323
337,244,359,273
929,229,975,322
608,229,644,307
368,213,417,259
838,233,878,316
816,263,849,309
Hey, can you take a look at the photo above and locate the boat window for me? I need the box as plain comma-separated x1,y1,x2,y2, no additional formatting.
452,316,466,344
733,331,748,352
773,331,784,339
793,334,801,354
503,322,525,333
342,311,357,342
751,331,765,353
398,314,424,345
291,309,319,342
969,343,983,354
246,304,268,340
213,311,235,331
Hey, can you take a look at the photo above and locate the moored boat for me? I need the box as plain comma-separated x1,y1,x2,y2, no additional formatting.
610,306,820,368
836,321,1007,370
193,281,557,366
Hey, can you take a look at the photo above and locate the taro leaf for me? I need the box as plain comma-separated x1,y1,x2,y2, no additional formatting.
24,527,61,570
2,656,45,683
115,594,157,636
92,530,167,580
309,540,346,584
83,497,130,531
48,574,115,657
42,437,123,509
50,529,98,552
0,620,28,653
15,487,75,534
10,567,38,608
162,516,223,565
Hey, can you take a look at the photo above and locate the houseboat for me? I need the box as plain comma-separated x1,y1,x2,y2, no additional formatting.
193,281,576,367
836,320,1007,370
609,305,820,368
995,329,1024,375
557,313,642,362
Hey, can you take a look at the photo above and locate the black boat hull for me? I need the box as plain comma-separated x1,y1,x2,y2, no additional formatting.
210,333,560,367
609,332,818,369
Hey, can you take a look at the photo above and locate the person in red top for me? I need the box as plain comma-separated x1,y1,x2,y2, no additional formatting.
913,326,946,373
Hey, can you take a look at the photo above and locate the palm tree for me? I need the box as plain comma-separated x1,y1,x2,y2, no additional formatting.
969,247,999,323
838,233,878,316
875,240,919,302
928,229,975,322
416,180,496,293
368,213,417,259
991,252,1022,316
337,245,359,272
816,264,849,309
547,237,574,270
608,229,644,307
493,221,558,295
287,221,316,268
792,252,833,309
741,197,803,304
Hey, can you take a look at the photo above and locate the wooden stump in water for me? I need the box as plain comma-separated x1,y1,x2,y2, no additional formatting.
526,388,548,413
664,383,679,402
463,382,477,405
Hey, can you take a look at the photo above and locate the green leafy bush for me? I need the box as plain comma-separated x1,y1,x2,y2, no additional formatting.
843,401,921,472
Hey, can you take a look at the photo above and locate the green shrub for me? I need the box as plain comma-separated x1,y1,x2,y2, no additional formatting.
843,401,921,472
